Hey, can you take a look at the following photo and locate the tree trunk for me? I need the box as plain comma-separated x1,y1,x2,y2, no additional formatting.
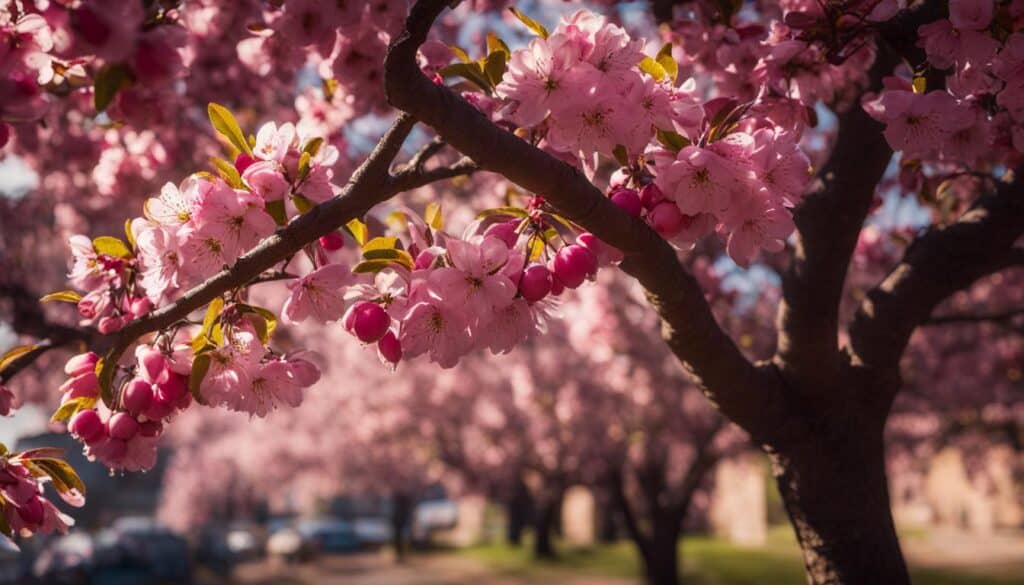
390,493,414,563
532,496,560,559
642,514,681,585
770,433,910,585
505,481,532,546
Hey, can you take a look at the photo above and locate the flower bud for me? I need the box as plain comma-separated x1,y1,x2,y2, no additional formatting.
377,331,403,365
610,188,642,217
97,315,124,334
157,374,187,404
64,352,99,377
69,409,105,444
122,379,154,416
108,412,139,441
319,231,345,251
640,183,664,210
552,244,597,289
483,220,519,248
137,346,169,385
649,201,685,238
518,264,553,302
129,296,153,318
17,496,45,526
347,302,391,343
139,421,163,438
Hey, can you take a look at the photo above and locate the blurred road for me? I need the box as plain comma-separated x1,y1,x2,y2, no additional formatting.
221,552,630,585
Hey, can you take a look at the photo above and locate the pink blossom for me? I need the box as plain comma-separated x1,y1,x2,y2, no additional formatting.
949,0,994,31
242,161,290,202
253,121,297,163
400,300,473,368
427,237,516,320
282,263,352,324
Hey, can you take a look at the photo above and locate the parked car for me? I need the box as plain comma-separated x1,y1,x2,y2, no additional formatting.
92,516,191,583
352,517,391,547
296,518,360,553
266,526,313,563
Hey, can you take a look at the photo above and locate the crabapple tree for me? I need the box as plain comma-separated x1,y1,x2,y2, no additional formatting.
1,1,1022,585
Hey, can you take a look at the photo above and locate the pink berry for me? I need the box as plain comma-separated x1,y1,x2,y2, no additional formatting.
484,220,519,248
610,189,642,217
649,201,685,238
109,412,140,441
69,409,105,443
319,231,345,251
639,183,664,210
519,264,553,302
577,232,623,266
144,398,175,422
139,421,164,438
349,301,391,343
122,379,154,416
378,331,403,365
130,296,153,317
553,244,597,289
97,315,124,334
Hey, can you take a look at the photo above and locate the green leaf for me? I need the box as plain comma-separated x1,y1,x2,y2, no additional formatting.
655,43,678,84
486,33,510,56
450,45,471,63
362,248,414,270
238,304,278,342
363,236,399,254
425,202,443,230
302,137,324,158
297,151,312,181
96,351,118,407
912,76,927,94
509,7,549,38
93,63,132,113
207,103,253,156
0,345,39,372
656,128,691,152
612,144,630,167
188,353,211,405
33,458,86,498
210,156,243,189
484,50,507,86
92,236,132,259
639,56,667,81
438,62,492,93
50,396,97,423
39,290,82,304
346,218,368,246
192,297,224,352
266,199,287,225
124,218,136,250
353,259,405,274
292,193,315,214
476,206,529,220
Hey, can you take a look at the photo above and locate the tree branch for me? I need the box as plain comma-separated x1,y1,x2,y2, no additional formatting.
0,283,95,383
385,0,775,437
773,0,943,393
849,174,1024,371
98,114,420,369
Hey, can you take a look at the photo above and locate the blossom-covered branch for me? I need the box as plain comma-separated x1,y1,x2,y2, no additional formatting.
384,0,775,435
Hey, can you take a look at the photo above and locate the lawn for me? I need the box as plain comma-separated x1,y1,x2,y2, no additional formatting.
461,528,1024,585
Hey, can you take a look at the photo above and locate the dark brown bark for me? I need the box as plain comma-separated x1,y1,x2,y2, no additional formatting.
532,494,561,559
770,430,909,585
505,480,532,546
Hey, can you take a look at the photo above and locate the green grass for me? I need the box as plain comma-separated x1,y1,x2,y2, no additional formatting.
461,529,1024,585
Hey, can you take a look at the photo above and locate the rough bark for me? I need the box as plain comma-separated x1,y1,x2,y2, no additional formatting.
532,493,561,559
505,480,532,547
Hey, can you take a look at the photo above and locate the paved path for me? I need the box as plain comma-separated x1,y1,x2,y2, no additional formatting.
226,551,633,585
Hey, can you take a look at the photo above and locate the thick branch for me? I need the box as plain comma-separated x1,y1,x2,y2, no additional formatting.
773,0,943,391
850,175,1024,370
385,0,775,437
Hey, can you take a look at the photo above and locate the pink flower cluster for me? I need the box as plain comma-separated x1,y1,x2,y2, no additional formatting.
0,7,56,146
493,10,811,267
0,448,80,543
865,0,1024,168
